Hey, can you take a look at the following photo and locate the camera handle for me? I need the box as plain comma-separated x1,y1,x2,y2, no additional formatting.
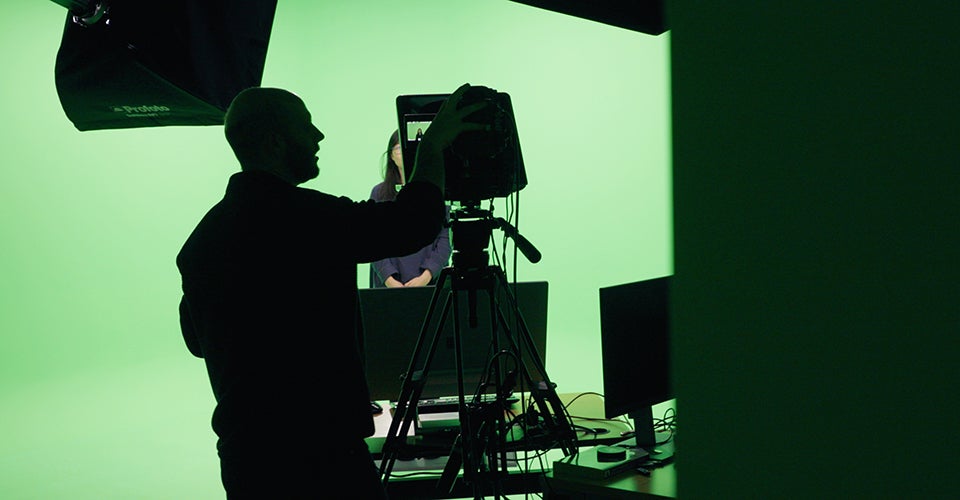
491,217,541,264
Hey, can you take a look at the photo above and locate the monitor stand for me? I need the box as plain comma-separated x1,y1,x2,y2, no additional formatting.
618,406,675,463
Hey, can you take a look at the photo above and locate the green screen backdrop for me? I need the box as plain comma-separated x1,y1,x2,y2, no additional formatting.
0,1,671,497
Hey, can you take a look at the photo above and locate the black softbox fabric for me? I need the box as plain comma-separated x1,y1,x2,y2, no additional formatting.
508,0,666,35
55,1,277,131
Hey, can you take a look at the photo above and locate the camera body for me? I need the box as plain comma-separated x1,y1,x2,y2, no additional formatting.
396,87,527,204
451,86,510,162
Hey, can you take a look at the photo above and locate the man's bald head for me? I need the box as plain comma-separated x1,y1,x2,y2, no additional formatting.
224,87,305,168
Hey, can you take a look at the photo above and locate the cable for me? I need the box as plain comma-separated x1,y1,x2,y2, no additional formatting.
652,406,677,445
562,391,604,408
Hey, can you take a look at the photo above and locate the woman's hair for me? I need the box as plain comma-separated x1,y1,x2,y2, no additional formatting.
373,130,403,201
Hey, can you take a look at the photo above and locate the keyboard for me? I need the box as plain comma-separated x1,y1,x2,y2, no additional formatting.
394,394,520,414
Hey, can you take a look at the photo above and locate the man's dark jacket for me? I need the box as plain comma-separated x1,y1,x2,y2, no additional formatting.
177,170,444,459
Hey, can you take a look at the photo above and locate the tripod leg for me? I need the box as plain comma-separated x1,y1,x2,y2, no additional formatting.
482,283,513,485
490,271,580,457
379,269,456,482
444,277,523,497
435,282,481,495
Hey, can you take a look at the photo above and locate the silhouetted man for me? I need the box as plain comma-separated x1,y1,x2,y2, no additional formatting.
177,84,484,498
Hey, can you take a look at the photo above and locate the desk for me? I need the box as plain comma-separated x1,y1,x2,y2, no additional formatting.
542,438,676,499
543,463,676,499
365,392,677,499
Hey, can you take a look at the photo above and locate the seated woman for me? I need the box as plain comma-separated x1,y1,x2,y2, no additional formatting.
369,130,451,288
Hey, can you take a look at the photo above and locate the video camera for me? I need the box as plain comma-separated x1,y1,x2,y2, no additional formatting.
396,86,527,204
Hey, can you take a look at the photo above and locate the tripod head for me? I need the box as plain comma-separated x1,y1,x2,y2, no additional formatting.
449,205,541,274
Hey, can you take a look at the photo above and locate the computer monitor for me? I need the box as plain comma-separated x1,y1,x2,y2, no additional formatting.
360,281,549,402
599,275,672,450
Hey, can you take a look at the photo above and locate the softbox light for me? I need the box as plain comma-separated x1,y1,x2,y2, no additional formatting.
53,1,277,131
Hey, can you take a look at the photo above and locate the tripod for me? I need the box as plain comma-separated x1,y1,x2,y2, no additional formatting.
378,211,578,498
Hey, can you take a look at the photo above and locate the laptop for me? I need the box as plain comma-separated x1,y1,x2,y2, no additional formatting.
359,281,549,406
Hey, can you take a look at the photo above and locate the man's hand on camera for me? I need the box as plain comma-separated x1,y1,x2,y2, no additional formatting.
421,83,490,151
408,83,493,195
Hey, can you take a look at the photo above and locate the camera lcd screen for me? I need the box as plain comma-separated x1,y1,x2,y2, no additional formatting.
404,114,433,145
396,94,449,175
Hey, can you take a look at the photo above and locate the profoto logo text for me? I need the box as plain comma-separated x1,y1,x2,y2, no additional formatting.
112,104,172,117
